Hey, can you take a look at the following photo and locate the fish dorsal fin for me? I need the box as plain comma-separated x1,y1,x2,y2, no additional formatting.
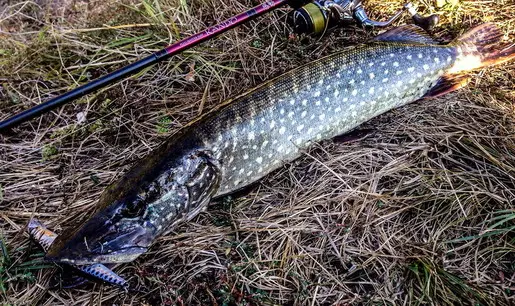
373,25,438,45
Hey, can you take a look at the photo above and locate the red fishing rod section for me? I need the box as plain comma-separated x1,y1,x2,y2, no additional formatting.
0,0,297,132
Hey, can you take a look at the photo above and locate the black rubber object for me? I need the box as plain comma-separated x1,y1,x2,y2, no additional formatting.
412,13,439,31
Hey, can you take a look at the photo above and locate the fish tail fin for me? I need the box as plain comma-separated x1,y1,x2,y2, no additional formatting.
424,24,513,98
449,23,515,73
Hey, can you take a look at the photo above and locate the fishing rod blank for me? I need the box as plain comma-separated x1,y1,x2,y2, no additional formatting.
0,0,297,132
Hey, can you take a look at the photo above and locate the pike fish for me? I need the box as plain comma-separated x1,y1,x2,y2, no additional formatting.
46,23,514,271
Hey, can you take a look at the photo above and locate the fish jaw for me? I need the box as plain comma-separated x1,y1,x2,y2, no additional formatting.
45,200,156,265
27,218,129,288
79,263,128,289
46,149,221,265
28,219,58,252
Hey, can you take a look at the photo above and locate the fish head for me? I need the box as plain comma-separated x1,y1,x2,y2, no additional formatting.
46,149,221,265
45,195,157,265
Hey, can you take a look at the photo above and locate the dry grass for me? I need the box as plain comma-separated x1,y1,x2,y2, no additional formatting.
0,0,514,305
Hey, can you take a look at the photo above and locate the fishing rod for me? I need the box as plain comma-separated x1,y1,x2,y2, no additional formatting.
0,0,437,132
0,0,298,132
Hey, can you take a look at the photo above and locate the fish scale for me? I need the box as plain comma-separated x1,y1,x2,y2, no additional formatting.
46,23,515,267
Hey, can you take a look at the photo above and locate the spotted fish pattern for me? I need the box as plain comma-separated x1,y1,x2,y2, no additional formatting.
47,23,514,267
204,41,455,194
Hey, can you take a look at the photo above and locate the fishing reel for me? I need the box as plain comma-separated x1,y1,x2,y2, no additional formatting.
288,0,439,34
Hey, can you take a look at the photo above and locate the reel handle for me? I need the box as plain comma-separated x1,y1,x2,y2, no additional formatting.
287,1,440,35
354,5,404,28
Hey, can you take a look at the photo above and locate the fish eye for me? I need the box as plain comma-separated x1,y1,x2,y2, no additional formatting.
121,198,146,218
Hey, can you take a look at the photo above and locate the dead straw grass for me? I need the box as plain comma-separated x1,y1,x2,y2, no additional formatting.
0,0,514,305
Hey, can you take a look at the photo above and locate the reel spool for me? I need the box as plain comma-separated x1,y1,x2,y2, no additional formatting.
288,0,439,34
288,2,329,34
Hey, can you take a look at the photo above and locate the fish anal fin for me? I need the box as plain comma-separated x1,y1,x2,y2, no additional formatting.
424,75,471,98
374,24,438,45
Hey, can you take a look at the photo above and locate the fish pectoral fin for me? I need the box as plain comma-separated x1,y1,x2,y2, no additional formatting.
423,75,471,98
373,24,439,45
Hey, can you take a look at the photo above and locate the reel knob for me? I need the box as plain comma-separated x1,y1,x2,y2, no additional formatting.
404,3,439,31
412,13,439,31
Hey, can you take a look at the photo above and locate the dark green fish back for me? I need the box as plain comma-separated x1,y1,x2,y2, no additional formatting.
193,42,457,195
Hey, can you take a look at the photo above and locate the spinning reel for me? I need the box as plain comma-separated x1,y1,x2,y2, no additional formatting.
289,0,439,34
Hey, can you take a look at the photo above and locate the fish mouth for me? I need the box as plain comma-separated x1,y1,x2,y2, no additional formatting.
45,201,156,265
45,222,152,264
46,246,147,265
